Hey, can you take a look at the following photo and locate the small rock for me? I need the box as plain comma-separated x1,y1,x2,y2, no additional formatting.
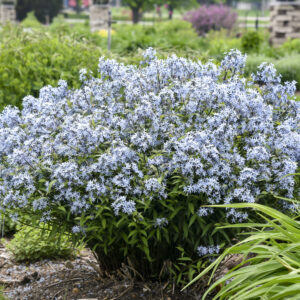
31,271,39,280
65,261,74,269
20,275,31,285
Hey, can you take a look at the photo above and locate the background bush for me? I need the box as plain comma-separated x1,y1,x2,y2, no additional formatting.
110,20,206,55
241,31,264,53
205,30,241,59
184,5,237,36
281,38,300,55
0,24,103,110
245,54,300,90
0,214,17,237
20,11,42,28
4,225,76,262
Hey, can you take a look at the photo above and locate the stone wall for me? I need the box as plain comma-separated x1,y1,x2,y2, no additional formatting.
270,1,300,45
90,4,109,32
0,1,16,23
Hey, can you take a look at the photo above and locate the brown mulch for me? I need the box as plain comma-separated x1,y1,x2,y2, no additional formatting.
0,242,201,300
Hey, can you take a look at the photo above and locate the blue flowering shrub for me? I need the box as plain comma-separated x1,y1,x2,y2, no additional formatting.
0,49,299,281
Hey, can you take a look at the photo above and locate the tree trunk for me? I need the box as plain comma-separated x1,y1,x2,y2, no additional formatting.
76,0,81,14
131,6,140,24
168,5,173,20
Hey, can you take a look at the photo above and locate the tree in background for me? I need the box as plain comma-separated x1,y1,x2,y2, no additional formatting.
16,0,62,23
76,0,81,14
122,0,163,23
166,0,198,19
123,0,198,23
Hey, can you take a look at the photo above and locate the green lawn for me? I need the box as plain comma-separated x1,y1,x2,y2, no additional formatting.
236,9,270,17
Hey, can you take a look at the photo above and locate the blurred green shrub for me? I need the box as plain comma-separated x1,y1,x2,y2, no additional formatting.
281,38,300,55
49,15,95,40
0,214,17,237
206,30,241,59
241,31,264,53
20,11,42,28
0,24,103,110
111,20,207,55
275,55,300,89
4,224,76,262
246,54,300,90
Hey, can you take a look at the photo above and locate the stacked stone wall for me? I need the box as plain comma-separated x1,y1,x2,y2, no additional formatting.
0,1,16,23
270,1,300,45
90,4,109,32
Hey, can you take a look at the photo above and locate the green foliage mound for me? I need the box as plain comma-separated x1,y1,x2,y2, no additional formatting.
0,214,17,237
205,30,241,58
20,12,42,28
281,38,300,55
245,54,300,90
4,225,75,262
0,25,103,110
241,31,264,53
111,20,206,55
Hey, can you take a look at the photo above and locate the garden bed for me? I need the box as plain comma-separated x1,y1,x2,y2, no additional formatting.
0,240,197,300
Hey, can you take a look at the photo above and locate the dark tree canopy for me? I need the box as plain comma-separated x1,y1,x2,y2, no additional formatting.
16,0,62,23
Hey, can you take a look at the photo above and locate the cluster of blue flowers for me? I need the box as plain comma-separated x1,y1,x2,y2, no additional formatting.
0,49,299,237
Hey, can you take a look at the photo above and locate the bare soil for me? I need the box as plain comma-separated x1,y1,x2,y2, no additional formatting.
0,241,201,300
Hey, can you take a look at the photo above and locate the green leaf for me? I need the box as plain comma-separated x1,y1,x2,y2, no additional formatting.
101,218,106,229
188,202,194,215
188,214,197,228
47,180,57,194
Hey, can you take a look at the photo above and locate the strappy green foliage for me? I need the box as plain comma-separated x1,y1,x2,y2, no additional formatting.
185,201,300,299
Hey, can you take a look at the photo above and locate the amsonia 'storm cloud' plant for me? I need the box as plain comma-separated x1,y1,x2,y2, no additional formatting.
0,49,299,279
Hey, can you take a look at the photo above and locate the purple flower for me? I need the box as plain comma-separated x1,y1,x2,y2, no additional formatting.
184,5,237,36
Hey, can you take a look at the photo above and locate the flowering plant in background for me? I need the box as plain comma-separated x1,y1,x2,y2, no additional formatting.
0,48,299,281
184,5,237,36
97,29,116,38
